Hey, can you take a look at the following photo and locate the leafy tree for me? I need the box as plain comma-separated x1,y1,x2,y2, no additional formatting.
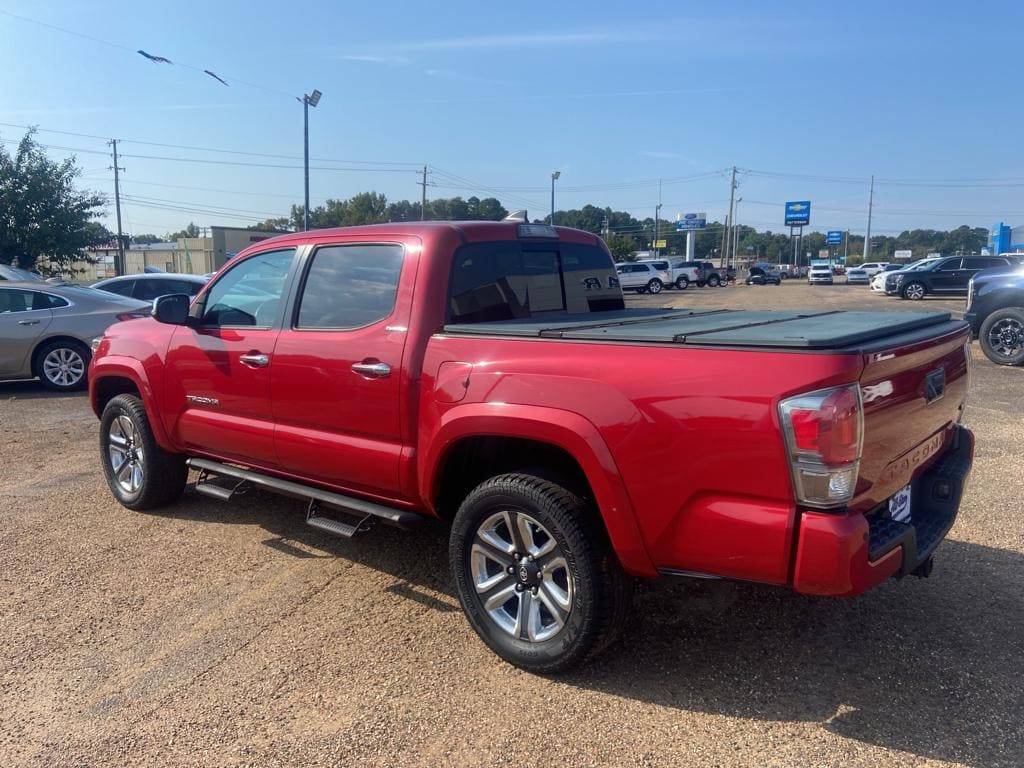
0,129,106,271
165,222,200,240
247,218,290,232
131,233,162,244
603,233,637,261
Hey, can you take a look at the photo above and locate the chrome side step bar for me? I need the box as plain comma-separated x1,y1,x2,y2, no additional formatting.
188,458,424,536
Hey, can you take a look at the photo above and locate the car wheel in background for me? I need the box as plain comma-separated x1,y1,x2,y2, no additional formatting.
449,473,632,674
35,339,91,392
902,282,926,300
646,279,663,294
100,394,188,509
675,276,689,290
979,308,1024,366
707,275,720,287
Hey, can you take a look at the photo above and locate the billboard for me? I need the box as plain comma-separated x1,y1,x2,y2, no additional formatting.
826,230,843,244
894,249,914,260
785,201,811,226
676,212,707,231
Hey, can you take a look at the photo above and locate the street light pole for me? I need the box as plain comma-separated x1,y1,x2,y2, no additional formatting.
550,171,561,225
302,89,322,231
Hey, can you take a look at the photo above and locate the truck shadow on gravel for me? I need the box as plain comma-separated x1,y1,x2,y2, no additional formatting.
159,491,1021,768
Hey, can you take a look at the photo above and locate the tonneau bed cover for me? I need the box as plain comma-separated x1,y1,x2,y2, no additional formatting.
443,308,958,350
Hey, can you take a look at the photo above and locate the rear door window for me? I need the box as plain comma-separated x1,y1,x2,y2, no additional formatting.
295,244,404,329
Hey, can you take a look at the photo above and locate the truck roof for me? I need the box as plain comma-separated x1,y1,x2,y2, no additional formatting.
235,221,603,254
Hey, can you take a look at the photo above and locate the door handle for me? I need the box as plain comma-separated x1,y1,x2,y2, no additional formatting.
351,360,391,379
17,319,41,326
239,353,270,368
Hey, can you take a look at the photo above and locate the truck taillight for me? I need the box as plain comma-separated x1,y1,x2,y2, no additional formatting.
779,384,863,509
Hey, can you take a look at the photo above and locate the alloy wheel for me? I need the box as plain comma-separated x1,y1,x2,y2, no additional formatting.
470,510,573,643
987,317,1024,358
42,347,85,387
107,414,145,494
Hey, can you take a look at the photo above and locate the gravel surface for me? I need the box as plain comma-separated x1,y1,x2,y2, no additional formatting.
1,282,1021,767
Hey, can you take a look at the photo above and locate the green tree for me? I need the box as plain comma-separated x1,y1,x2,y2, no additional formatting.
603,233,637,261
0,129,106,271
247,218,290,232
166,222,200,240
131,233,162,244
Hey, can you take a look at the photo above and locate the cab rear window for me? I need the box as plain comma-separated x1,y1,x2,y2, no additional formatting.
448,241,623,324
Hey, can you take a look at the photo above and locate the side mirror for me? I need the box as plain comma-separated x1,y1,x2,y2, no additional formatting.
152,293,191,325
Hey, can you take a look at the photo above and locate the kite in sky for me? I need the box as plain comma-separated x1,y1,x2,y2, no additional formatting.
137,50,172,64
204,70,229,86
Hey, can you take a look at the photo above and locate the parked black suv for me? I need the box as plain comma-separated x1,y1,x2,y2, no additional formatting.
887,255,1019,300
965,265,1024,365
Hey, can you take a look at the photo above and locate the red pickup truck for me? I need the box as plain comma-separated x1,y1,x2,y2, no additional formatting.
90,221,974,672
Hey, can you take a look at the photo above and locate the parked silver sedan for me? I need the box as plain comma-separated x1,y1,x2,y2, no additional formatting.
0,282,149,391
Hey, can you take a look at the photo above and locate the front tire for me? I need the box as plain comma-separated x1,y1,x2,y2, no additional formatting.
902,281,926,300
100,394,187,510
979,308,1024,365
449,474,631,674
675,276,689,290
36,339,90,392
646,279,663,294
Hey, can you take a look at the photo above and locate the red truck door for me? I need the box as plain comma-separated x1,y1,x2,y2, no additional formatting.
162,248,297,465
270,241,416,498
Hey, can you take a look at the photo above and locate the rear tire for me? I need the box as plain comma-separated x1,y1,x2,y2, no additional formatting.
979,308,1024,365
35,339,90,392
100,394,187,510
707,275,721,287
675,276,689,290
646,279,663,294
449,473,632,674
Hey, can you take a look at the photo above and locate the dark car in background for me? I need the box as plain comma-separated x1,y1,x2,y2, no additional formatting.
886,255,1018,300
91,273,208,302
746,266,781,285
965,265,1024,365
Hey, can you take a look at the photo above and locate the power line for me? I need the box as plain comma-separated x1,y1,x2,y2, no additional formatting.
0,9,295,99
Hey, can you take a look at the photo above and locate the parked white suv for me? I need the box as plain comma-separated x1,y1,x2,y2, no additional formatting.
616,261,670,294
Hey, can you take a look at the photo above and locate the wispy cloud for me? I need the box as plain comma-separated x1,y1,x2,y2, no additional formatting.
425,68,520,86
336,53,410,65
394,29,654,52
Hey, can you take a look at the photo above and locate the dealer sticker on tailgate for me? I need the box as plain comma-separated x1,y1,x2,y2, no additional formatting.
889,485,912,523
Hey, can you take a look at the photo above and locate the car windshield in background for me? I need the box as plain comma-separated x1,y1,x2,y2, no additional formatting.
0,265,44,281
905,259,941,271
448,241,623,324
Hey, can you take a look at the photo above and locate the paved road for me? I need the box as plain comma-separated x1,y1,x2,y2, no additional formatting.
1,283,1021,767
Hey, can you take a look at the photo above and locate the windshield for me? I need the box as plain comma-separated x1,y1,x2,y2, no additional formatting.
0,265,44,281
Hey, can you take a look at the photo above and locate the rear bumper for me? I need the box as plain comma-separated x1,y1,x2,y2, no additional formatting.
792,425,974,597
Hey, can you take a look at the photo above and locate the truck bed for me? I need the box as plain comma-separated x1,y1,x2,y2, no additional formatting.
443,308,957,350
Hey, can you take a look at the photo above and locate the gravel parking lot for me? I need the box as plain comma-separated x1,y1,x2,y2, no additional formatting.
1,282,1021,768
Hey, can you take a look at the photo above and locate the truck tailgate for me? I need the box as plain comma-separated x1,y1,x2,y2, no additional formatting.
852,323,971,514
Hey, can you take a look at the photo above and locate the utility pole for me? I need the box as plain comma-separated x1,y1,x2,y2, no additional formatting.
108,139,125,276
722,166,737,267
654,179,663,258
420,165,428,220
863,174,875,262
843,230,849,263
301,89,322,232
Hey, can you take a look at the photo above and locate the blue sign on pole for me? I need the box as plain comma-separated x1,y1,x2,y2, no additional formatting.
826,230,843,244
675,212,707,231
784,201,811,226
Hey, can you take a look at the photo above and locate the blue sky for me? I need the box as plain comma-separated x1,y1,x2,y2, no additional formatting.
2,0,1023,238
